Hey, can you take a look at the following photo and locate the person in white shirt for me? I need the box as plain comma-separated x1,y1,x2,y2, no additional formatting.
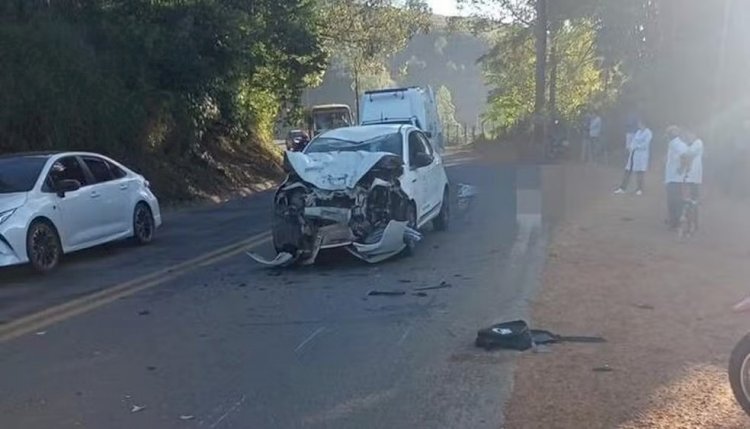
664,126,690,229
682,129,704,200
590,113,603,162
614,118,652,195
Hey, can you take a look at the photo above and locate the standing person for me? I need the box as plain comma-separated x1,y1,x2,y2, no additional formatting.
589,112,603,163
614,119,652,195
664,126,689,229
682,129,704,201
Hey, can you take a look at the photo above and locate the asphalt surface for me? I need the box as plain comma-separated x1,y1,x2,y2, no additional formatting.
0,154,549,429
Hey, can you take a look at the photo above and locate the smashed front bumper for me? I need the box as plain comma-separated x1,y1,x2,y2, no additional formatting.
249,219,421,267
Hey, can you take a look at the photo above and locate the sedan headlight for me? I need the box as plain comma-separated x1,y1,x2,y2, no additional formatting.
0,209,16,226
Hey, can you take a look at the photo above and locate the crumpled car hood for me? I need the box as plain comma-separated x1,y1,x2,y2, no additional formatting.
286,151,400,191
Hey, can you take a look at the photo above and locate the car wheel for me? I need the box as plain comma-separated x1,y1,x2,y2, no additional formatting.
27,220,62,273
403,202,418,256
133,202,155,245
433,187,450,231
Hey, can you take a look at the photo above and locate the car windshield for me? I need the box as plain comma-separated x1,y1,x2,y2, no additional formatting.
0,156,48,193
305,132,402,156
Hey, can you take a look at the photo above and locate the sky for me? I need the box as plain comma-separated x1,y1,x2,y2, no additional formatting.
426,0,461,16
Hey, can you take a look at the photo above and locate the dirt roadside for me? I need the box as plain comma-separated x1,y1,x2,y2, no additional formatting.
504,165,750,429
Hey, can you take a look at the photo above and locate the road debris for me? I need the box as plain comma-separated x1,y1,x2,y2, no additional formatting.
137,310,151,316
633,303,655,310
414,281,452,291
475,320,606,351
592,365,614,372
412,292,428,297
398,279,413,283
130,404,146,413
179,415,195,421
35,331,46,336
146,366,157,371
368,290,406,297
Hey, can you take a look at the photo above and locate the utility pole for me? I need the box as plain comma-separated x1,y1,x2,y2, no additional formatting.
533,0,548,151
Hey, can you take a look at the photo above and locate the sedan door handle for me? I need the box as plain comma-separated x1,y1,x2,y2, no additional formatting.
119,184,129,190
411,179,418,183
90,191,101,199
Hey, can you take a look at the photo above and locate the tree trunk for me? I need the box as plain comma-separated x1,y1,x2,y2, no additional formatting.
354,68,360,123
533,0,548,149
548,25,558,115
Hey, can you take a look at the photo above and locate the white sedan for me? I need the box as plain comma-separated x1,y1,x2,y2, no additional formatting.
252,124,450,266
0,152,162,272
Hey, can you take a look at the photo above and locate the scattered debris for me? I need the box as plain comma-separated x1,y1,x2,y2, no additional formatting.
368,290,406,297
398,279,413,284
412,292,428,297
138,310,151,316
476,320,606,351
35,331,46,336
633,303,655,310
258,287,267,291
179,415,195,421
146,366,157,371
592,365,614,372
414,281,452,291
266,270,283,277
131,405,146,413
237,283,248,288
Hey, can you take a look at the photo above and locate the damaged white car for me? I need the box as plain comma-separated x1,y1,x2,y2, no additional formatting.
253,124,449,266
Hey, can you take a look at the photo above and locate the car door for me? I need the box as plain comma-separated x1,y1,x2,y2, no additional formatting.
416,132,444,209
46,156,104,249
406,130,437,224
81,156,130,237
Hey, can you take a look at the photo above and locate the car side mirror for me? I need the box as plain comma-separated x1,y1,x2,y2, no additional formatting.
55,179,81,197
424,131,432,138
412,153,433,168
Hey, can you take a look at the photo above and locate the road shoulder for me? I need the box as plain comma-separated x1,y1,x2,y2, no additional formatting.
504,166,750,429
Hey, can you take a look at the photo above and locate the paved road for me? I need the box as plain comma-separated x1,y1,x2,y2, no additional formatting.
0,155,548,429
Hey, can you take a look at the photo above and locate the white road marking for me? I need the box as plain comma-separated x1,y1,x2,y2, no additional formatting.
209,395,246,428
295,327,326,353
397,326,412,346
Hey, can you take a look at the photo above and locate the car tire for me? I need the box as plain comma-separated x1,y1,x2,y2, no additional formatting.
403,202,418,257
132,202,155,245
433,187,450,231
26,220,62,274
730,333,750,416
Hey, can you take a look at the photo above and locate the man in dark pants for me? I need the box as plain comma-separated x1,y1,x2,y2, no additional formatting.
664,126,689,229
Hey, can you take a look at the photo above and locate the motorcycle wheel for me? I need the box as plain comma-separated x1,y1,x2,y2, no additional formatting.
729,333,750,415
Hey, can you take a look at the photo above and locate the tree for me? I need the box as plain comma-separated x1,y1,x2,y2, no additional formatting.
436,85,463,143
317,0,431,120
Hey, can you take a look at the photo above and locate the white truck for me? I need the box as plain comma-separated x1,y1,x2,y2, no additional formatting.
359,86,444,153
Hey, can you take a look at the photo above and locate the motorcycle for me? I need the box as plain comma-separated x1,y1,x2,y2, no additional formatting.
729,295,750,415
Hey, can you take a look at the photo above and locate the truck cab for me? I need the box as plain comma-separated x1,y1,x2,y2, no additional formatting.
307,104,353,137
359,87,444,153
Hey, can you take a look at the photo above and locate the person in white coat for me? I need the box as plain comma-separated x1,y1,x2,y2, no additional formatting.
682,130,704,199
664,126,690,229
614,119,652,195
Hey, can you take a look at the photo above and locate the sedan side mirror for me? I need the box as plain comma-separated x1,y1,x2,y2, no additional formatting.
412,152,433,169
424,131,433,138
55,179,81,197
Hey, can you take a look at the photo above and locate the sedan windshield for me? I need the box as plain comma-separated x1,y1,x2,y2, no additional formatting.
305,133,402,156
0,156,48,193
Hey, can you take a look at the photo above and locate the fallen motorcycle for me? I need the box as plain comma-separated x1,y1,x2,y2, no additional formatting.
729,295,750,415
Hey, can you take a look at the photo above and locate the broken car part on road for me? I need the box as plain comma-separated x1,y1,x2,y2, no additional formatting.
475,320,606,351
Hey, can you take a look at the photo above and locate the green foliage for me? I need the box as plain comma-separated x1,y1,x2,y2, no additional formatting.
0,0,326,198
317,0,431,110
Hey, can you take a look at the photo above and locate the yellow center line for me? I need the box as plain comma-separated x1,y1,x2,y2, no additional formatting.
0,231,272,343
